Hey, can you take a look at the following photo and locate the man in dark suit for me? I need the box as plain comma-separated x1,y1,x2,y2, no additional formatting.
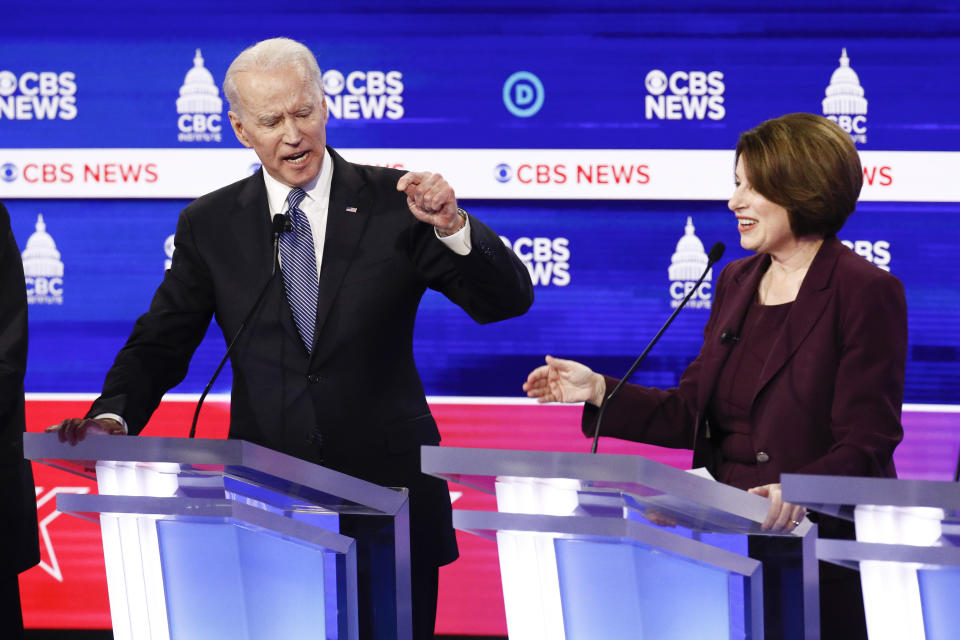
53,38,533,639
1,201,40,640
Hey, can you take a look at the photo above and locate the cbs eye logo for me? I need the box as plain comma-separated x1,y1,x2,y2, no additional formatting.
645,70,668,95
322,70,345,96
1,163,18,182
503,72,544,118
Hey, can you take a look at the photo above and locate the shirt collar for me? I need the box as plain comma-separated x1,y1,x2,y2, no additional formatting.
262,149,333,214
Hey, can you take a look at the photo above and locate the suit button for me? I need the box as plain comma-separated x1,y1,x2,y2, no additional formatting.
756,451,770,464
307,374,321,384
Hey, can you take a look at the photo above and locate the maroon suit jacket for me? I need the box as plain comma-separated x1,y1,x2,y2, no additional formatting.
583,236,906,487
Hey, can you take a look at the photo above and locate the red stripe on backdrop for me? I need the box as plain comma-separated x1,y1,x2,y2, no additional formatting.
19,400,959,633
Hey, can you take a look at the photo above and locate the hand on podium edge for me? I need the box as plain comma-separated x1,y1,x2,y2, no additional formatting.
46,417,125,446
748,482,807,533
641,509,679,528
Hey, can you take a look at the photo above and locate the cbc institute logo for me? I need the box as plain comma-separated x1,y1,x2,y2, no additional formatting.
822,48,868,144
21,214,65,305
668,218,713,309
176,49,223,143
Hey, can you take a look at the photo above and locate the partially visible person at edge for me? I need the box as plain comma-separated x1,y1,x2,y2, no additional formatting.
523,112,906,640
48,37,534,640
0,201,41,640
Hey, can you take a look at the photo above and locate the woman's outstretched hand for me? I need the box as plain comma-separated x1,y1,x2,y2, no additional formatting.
523,355,606,406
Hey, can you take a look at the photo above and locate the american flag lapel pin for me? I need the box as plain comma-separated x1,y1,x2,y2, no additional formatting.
345,206,358,213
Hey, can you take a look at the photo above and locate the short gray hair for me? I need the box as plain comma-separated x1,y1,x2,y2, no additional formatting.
223,37,324,117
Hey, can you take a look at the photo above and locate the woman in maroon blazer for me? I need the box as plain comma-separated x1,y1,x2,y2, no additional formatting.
524,113,907,640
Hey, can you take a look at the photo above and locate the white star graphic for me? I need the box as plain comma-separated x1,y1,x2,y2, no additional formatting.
34,486,92,582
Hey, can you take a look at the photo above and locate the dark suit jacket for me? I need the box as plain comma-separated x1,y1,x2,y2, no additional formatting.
584,236,906,486
0,201,40,576
89,148,534,566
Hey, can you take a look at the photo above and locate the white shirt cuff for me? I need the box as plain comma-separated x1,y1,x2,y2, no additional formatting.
94,413,129,434
435,214,472,256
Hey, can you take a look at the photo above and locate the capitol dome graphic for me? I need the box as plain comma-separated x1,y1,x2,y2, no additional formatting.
21,214,64,278
669,217,711,281
21,213,65,305
822,48,867,116
177,49,222,114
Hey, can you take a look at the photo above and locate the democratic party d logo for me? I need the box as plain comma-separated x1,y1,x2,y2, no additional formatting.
503,72,544,118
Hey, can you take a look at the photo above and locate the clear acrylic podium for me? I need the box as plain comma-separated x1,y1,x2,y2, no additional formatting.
782,473,960,640
423,446,820,640
24,432,412,640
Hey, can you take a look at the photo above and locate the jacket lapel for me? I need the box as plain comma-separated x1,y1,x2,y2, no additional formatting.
234,170,275,276
695,256,766,413
236,170,301,344
310,148,373,357
751,237,840,403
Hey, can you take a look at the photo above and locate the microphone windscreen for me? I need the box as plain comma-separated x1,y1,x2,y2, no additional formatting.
271,214,289,235
707,242,725,263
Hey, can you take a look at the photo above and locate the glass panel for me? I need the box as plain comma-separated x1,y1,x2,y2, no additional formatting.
157,519,337,640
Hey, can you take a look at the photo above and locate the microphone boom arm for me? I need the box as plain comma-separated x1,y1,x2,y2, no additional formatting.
590,242,725,454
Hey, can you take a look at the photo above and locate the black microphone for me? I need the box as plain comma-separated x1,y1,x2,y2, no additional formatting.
720,328,740,345
590,242,725,454
188,214,289,439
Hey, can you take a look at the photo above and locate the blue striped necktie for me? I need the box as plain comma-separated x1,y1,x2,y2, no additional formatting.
278,187,319,353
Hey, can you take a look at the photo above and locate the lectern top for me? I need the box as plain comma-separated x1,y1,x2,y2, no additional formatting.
24,432,408,516
782,473,960,522
422,446,809,536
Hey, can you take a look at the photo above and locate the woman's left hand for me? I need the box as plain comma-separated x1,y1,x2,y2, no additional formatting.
748,483,807,532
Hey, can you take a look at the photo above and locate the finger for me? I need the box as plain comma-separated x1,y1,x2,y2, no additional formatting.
790,506,807,527
771,495,801,532
772,506,793,532
396,171,426,192
529,389,555,404
762,487,782,531
544,355,572,373
56,418,83,443
421,183,453,213
73,419,93,445
524,366,549,387
522,377,545,394
526,382,555,403
523,381,547,399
